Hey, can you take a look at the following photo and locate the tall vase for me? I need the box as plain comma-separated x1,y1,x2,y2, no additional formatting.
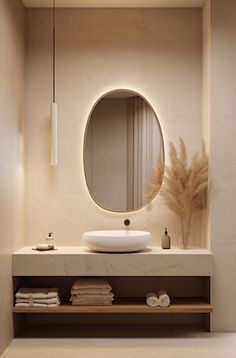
180,213,192,249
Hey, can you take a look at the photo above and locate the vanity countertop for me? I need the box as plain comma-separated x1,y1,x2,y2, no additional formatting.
12,246,213,277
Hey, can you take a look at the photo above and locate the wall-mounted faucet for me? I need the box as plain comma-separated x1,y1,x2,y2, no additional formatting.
124,219,130,227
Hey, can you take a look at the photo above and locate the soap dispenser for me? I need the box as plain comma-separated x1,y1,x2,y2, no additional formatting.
161,228,171,249
46,232,55,250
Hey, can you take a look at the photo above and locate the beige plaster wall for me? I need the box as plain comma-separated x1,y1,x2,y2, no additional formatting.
26,8,202,247
202,0,210,250
0,0,25,354
209,0,236,332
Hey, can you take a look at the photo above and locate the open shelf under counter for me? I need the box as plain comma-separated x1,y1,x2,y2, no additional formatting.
13,297,212,314
12,246,213,276
14,323,209,338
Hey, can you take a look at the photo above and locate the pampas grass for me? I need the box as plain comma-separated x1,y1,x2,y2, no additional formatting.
144,154,165,203
146,138,208,248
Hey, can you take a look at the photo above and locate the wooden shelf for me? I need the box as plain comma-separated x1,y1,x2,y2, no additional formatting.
13,297,212,314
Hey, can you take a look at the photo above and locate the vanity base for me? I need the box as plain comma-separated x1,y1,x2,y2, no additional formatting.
13,276,211,336
14,323,210,338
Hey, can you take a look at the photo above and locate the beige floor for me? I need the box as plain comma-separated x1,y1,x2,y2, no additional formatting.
2,334,236,358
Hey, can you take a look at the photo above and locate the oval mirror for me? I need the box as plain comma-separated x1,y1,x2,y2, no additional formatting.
84,89,164,212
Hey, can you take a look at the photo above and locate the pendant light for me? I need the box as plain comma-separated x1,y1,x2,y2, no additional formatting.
51,0,57,166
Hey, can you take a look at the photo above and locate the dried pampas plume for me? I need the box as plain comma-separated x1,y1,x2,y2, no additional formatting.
144,154,165,203
146,138,208,248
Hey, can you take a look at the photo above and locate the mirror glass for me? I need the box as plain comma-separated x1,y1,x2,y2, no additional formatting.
84,89,164,212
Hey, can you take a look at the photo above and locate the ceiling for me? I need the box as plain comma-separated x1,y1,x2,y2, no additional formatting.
23,0,205,8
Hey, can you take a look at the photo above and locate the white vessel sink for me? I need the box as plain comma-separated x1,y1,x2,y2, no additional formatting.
83,230,151,253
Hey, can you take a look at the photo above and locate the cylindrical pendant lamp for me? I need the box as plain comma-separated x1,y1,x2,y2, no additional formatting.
51,102,57,165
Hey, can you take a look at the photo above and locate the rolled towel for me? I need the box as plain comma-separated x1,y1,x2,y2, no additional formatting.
158,289,170,307
146,292,159,307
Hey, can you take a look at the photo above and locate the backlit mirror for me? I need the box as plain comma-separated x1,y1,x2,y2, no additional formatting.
84,89,164,212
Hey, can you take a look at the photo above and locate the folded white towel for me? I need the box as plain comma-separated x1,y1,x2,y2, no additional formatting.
15,301,60,308
71,288,112,295
146,292,159,307
70,293,114,301
15,297,60,304
15,287,58,299
72,300,112,306
158,289,170,307
72,278,112,290
72,296,114,303
72,298,113,302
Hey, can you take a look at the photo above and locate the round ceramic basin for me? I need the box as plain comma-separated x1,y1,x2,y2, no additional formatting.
83,230,151,253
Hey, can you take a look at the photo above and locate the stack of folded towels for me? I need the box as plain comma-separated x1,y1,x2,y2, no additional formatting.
146,289,170,307
15,287,60,308
70,278,114,306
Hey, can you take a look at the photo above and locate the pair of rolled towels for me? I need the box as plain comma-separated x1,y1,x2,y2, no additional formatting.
146,290,170,307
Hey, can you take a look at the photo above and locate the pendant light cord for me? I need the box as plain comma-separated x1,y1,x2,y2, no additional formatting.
53,0,56,103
